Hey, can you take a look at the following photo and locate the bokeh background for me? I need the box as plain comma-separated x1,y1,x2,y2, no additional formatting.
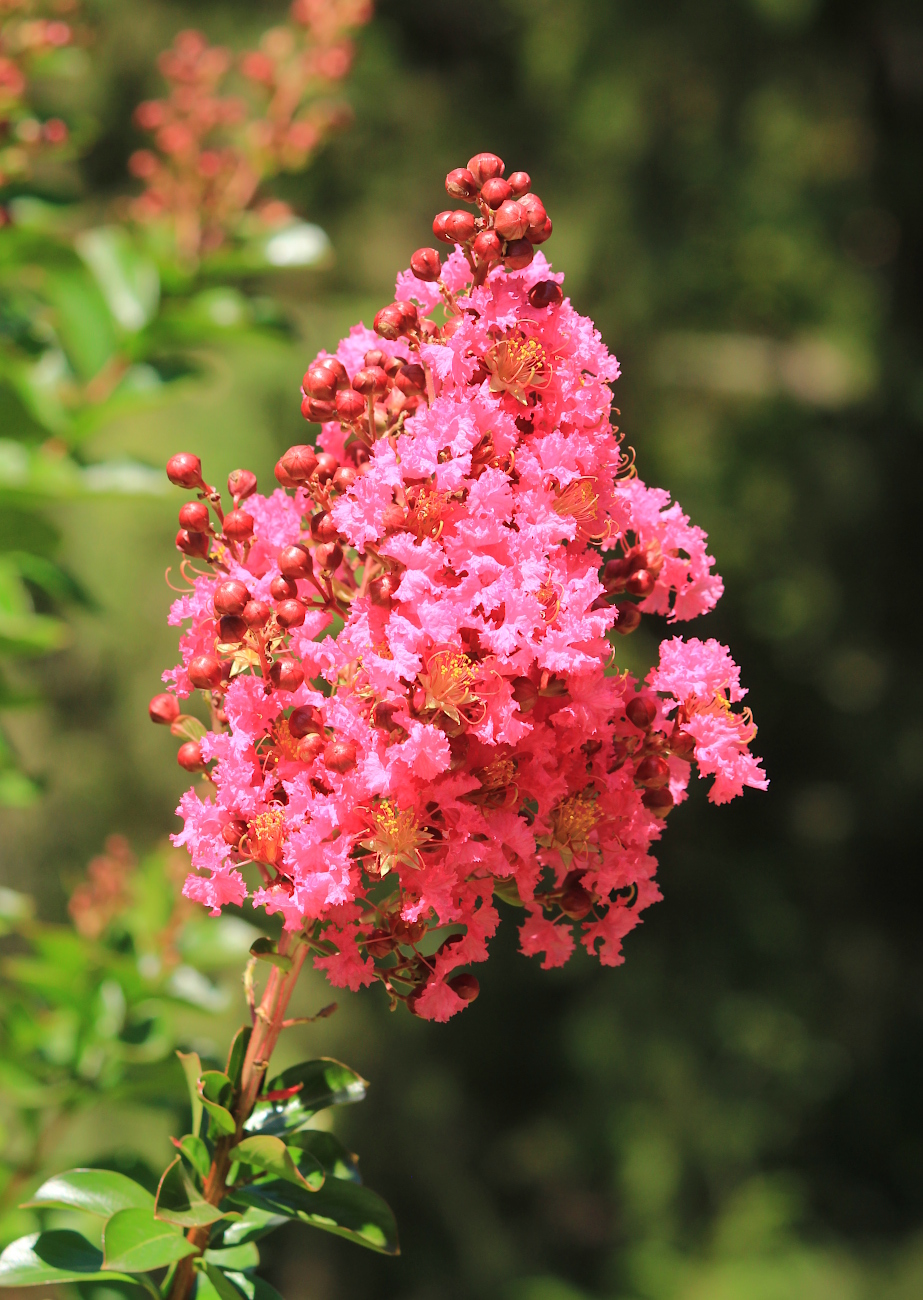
2,1,922,1297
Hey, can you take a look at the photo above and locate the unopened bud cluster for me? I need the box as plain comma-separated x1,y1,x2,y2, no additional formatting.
156,153,766,1020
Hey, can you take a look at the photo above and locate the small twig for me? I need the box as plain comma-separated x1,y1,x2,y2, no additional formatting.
281,1002,337,1028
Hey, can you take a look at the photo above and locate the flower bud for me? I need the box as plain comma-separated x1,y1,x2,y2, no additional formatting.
353,365,390,395
480,177,511,209
503,238,534,270
381,503,406,531
298,733,325,762
243,599,271,628
642,787,673,818
335,388,366,422
528,280,563,309
315,453,339,484
218,614,248,643
445,167,478,201
448,972,480,1001
189,655,223,690
269,575,297,601
669,728,696,760
166,452,203,488
311,511,340,543
177,740,206,772
511,676,539,711
288,704,323,738
324,738,357,772
369,572,400,606
275,458,299,488
179,501,210,532
529,216,553,245
560,880,593,919
280,444,318,482
494,200,527,241
278,544,313,578
626,569,654,596
508,170,530,198
275,598,306,628
613,601,642,634
269,660,305,692
472,229,503,263
315,542,343,573
395,363,426,395
301,397,336,422
626,695,657,729
519,193,547,229
224,509,254,541
176,528,209,558
222,819,247,847
214,580,250,616
635,755,670,789
445,210,477,244
228,468,257,501
304,359,347,400
410,247,442,281
332,465,357,492
433,210,454,243
149,693,179,725
467,152,504,185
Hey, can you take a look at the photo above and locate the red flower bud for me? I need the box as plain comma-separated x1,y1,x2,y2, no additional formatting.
270,575,298,601
315,453,339,485
269,660,305,692
275,458,299,488
275,598,306,628
529,216,553,245
480,177,511,209
335,388,366,422
280,444,319,482
445,210,476,244
332,465,357,492
228,468,257,501
381,503,406,531
149,693,179,725
224,509,254,541
445,167,478,201
467,152,504,185
626,568,655,597
288,704,322,738
410,247,442,281
528,280,563,309
298,733,325,762
218,614,248,644
642,787,674,818
374,300,419,341
166,452,203,488
395,363,426,395
493,200,528,241
472,229,503,263
448,972,480,1001
179,501,210,531
560,880,593,919
352,365,390,396
214,580,250,616
324,738,357,772
315,542,343,573
503,238,534,270
613,601,642,634
519,193,547,228
189,655,223,690
626,695,657,730
278,544,313,578
243,599,271,628
177,740,206,772
508,170,531,198
311,511,340,543
669,728,696,760
304,359,347,399
301,397,336,422
222,819,247,847
369,572,400,606
635,756,670,789
176,528,209,558
433,210,454,244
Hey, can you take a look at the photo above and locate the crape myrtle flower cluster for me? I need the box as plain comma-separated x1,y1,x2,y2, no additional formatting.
129,1,371,263
152,152,767,1021
0,0,73,188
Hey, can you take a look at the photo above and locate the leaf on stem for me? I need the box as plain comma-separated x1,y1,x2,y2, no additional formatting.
0,1231,135,1285
229,1179,399,1255
172,1134,211,1181
198,1071,237,1137
244,1060,367,1137
177,1050,204,1136
287,1131,361,1183
203,1243,260,1271
226,1026,253,1089
102,1209,198,1272
23,1168,155,1217
248,937,292,971
233,1136,324,1192
155,1157,231,1228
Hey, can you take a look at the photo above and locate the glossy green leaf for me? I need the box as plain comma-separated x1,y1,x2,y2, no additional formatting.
102,1208,197,1273
200,1262,244,1300
24,1168,155,1217
225,1026,252,1090
155,1157,229,1229
248,937,291,971
287,1131,361,1183
177,1050,204,1137
224,1271,285,1300
0,1231,134,1285
233,1136,323,1191
218,1208,288,1248
198,1071,236,1137
244,1060,367,1137
229,1178,398,1255
175,1135,211,1180
203,1243,259,1271
171,715,208,744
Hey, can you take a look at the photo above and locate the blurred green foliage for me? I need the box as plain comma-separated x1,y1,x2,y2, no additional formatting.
1,0,922,1299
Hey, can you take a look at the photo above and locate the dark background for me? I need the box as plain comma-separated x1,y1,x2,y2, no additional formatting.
1,1,922,1296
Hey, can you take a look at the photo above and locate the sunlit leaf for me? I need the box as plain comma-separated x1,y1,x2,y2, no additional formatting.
233,1136,323,1191
229,1178,398,1255
102,1208,196,1272
24,1168,154,1218
244,1060,367,1137
0,1231,134,1285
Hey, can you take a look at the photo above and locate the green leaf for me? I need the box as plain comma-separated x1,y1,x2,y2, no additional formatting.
177,1050,204,1137
198,1072,236,1137
244,1060,367,1138
287,1131,361,1183
217,1209,288,1248
24,1169,155,1217
102,1209,197,1273
202,1244,259,1272
75,227,160,334
0,1231,135,1285
45,267,118,381
175,1135,211,1181
225,1027,252,1090
248,937,291,971
200,1262,244,1300
229,1179,398,1255
171,715,208,744
233,1136,323,1192
224,1272,284,1300
155,1158,229,1229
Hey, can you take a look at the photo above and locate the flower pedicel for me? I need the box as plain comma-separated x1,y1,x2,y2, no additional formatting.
154,152,767,1021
